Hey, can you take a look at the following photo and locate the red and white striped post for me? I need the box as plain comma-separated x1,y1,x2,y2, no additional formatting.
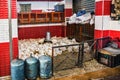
64,0,73,37
95,0,120,48
95,0,120,39
0,0,18,76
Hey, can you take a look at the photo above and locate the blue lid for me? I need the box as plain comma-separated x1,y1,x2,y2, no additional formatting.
39,55,51,61
25,56,38,64
11,59,24,66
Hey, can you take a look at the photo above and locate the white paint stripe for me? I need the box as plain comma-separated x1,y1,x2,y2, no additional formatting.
65,8,72,9
95,0,111,2
65,0,72,9
0,19,9,43
95,15,112,30
12,19,18,37
0,19,9,24
95,0,102,2
95,15,120,31
65,5,72,9
95,16,103,30
18,23,65,28
103,16,111,30
110,21,120,31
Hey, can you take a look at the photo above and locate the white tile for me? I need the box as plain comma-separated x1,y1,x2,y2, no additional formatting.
12,19,18,37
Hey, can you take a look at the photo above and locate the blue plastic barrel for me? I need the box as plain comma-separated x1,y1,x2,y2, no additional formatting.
39,55,52,78
54,4,64,12
11,58,25,80
25,55,39,79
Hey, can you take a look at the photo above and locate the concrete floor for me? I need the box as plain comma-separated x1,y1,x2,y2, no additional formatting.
52,66,120,80
1,63,120,80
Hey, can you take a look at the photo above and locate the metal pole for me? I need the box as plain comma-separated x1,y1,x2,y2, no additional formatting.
8,0,13,61
77,44,81,67
95,39,99,60
52,47,54,76
101,0,105,47
80,43,84,67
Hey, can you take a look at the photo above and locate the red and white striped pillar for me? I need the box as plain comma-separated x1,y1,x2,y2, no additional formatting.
95,0,111,39
0,0,18,76
11,0,18,59
64,0,73,36
95,0,120,39
64,0,73,18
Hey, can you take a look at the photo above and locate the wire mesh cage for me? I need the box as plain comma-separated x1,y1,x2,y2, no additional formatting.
51,39,104,76
52,43,84,74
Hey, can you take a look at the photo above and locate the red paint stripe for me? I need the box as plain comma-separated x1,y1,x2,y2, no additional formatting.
17,0,63,1
94,30,110,39
11,0,17,18
0,38,18,76
95,30,120,39
0,42,10,76
18,26,65,39
0,0,8,19
0,0,17,19
103,30,110,37
31,10,42,13
65,9,72,17
94,30,103,39
12,38,18,59
95,1,103,15
95,1,111,16
109,30,120,39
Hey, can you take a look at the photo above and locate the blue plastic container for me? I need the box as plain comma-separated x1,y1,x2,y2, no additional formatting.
25,55,39,79
39,55,52,78
76,10,86,17
54,4,64,12
11,58,25,80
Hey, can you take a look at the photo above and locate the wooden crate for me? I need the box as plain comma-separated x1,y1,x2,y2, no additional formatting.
66,23,94,42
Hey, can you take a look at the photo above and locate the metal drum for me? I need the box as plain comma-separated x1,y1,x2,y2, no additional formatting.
25,55,39,80
11,58,25,80
39,55,52,78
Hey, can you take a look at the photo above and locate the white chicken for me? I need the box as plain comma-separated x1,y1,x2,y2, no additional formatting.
19,37,89,60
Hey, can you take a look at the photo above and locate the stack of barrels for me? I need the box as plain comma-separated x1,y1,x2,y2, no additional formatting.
11,55,52,80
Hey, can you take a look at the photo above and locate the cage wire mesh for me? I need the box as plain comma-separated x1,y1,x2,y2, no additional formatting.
52,39,99,73
52,44,83,72
82,40,97,62
83,37,111,62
